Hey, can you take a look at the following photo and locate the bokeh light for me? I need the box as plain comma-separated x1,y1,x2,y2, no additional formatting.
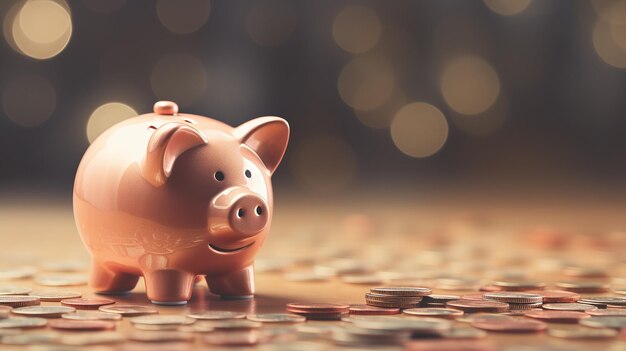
156,0,211,35
150,53,208,107
246,0,296,47
591,0,626,25
593,18,626,68
2,74,56,128
8,0,72,60
440,56,500,115
390,102,449,158
86,102,137,143
81,0,127,13
338,56,396,111
483,0,533,16
291,134,357,194
333,5,382,54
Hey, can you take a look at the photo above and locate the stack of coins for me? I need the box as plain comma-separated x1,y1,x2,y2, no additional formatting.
365,287,432,309
286,303,349,320
483,292,543,310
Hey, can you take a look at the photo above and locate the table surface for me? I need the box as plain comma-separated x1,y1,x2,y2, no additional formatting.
0,194,625,350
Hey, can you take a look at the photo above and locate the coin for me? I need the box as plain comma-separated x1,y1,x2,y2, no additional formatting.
405,340,496,351
493,281,546,291
366,300,421,309
555,281,610,293
0,317,47,328
483,292,543,304
461,293,486,301
1,332,60,345
403,307,464,319
49,319,116,331
586,309,626,316
186,310,247,320
508,302,544,310
446,299,509,313
62,310,122,321
438,327,488,339
580,316,626,329
286,302,350,313
61,297,115,309
99,304,158,316
542,303,598,312
548,326,618,339
526,290,580,303
579,297,626,306
130,315,195,325
0,296,40,307
58,331,125,345
370,286,432,297
0,286,31,295
348,315,452,334
11,305,75,318
30,290,82,302
349,304,400,315
332,325,410,345
34,274,88,287
365,292,424,302
471,318,547,332
422,294,461,304
199,320,261,331
129,331,193,342
0,306,10,319
523,310,590,323
246,313,306,323
203,330,261,346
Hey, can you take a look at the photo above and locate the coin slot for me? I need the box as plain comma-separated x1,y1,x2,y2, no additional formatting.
183,119,196,124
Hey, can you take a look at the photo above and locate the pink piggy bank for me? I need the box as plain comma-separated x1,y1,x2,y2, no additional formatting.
73,101,289,305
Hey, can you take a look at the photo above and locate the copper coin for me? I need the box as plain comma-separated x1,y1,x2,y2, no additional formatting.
61,298,115,310
461,293,485,301
0,296,40,307
471,319,547,332
542,303,597,312
524,310,590,323
286,302,349,313
0,306,10,319
49,319,116,331
587,309,626,316
405,340,496,351
349,304,400,315
370,286,432,297
99,305,158,316
365,300,422,309
365,292,423,302
526,290,580,303
446,299,509,313
555,281,610,293
508,302,544,310
203,330,261,346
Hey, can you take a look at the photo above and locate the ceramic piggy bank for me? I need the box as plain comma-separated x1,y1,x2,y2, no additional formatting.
73,101,289,305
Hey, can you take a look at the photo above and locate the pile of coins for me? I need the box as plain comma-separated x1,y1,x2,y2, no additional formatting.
286,302,349,320
365,286,432,309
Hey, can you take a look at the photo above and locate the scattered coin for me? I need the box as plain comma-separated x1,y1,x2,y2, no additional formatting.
203,330,261,346
471,318,547,333
200,319,263,330
548,326,618,339
58,331,125,346
49,319,116,331
586,309,626,316
61,297,115,310
0,286,32,295
11,305,75,318
555,281,610,293
186,310,247,320
99,304,158,316
523,310,590,323
370,286,432,297
1,332,60,345
30,290,82,302
62,310,122,321
446,299,509,313
348,304,400,315
246,313,306,323
493,281,546,291
128,331,193,342
332,325,410,345
580,316,626,329
526,290,580,303
287,302,350,320
461,293,486,301
403,307,464,319
508,302,544,310
348,315,452,334
0,317,47,328
438,327,488,339
34,274,88,287
579,297,626,306
542,303,598,312
483,292,543,304
130,315,195,326
422,294,461,304
0,296,40,307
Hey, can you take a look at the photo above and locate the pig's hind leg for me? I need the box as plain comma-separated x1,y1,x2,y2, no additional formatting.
144,270,195,305
90,262,139,295
205,266,254,299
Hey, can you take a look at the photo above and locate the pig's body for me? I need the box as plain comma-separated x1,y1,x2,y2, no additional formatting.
73,101,289,305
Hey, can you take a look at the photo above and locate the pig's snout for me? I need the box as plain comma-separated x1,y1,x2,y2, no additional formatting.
229,194,268,237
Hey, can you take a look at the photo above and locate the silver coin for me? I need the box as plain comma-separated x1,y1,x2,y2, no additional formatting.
186,310,246,320
62,310,122,321
58,331,125,345
0,286,32,295
34,274,88,287
370,286,432,297
548,326,617,339
1,332,60,345
348,315,451,333
483,292,543,304
542,303,597,311
99,305,158,316
200,319,262,330
0,317,48,328
0,295,40,307
402,308,464,318
130,315,195,325
579,297,626,306
128,331,193,342
246,313,306,323
580,316,626,329
12,306,75,317
30,290,82,302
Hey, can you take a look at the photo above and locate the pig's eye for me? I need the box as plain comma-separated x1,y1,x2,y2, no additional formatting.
214,171,225,181
244,170,252,178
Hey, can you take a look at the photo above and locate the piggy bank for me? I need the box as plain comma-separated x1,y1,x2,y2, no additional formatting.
73,101,289,305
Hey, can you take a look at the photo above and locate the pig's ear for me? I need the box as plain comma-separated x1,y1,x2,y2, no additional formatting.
234,117,289,175
142,122,208,187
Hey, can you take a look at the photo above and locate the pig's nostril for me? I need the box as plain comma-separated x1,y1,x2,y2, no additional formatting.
237,208,245,218
255,206,263,216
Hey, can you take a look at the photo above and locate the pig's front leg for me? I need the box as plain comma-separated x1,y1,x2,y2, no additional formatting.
90,261,139,294
206,266,254,299
143,269,196,305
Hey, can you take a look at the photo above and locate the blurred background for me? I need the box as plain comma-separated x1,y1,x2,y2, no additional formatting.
1,0,626,202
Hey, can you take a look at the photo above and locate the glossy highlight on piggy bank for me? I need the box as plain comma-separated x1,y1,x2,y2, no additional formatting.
73,101,289,305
